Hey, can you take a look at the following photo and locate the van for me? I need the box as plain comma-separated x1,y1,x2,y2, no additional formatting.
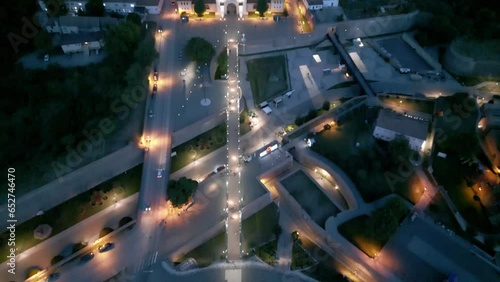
259,101,269,109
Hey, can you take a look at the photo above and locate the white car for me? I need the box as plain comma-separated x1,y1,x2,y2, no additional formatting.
157,169,163,178
180,69,186,76
242,155,252,163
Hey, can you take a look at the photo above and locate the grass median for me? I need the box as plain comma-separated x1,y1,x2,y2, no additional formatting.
170,123,227,173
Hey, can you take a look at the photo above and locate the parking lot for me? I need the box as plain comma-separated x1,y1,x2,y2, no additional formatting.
378,37,431,71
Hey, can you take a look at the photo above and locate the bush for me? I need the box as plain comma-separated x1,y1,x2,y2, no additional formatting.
295,116,304,126
322,101,330,111
119,216,133,228
306,109,318,121
72,242,86,254
51,255,64,265
99,227,114,238
26,267,42,279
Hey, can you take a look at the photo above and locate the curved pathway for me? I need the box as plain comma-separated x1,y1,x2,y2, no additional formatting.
294,145,364,210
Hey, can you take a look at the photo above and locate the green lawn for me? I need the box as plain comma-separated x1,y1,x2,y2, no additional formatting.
291,241,316,270
312,105,424,203
214,49,228,80
178,204,279,267
378,95,435,114
281,170,339,228
246,55,290,105
339,198,408,258
177,231,226,267
432,155,495,232
242,203,280,255
0,164,143,261
300,236,355,281
170,123,227,173
256,239,278,266
240,108,252,136
339,216,381,258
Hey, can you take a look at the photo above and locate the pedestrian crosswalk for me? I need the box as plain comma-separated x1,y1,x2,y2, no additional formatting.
133,251,158,273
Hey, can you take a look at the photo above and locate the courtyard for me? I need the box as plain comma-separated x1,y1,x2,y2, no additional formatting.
281,170,340,228
246,55,291,105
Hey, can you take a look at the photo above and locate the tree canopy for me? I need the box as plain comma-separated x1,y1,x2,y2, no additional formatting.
194,0,206,17
85,0,105,17
184,37,215,64
104,21,141,60
415,0,499,45
256,0,268,17
126,13,142,26
167,177,199,207
368,197,408,242
387,136,412,165
0,18,155,197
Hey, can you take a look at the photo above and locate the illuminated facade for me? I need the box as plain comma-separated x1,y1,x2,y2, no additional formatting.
176,0,284,18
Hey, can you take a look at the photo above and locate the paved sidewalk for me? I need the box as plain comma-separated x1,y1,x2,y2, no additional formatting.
0,143,143,229
275,211,293,270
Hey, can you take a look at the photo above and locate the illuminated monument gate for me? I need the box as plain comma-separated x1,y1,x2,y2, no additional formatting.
176,0,284,19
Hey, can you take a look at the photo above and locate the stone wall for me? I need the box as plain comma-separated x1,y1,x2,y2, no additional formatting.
316,11,423,41
443,43,500,77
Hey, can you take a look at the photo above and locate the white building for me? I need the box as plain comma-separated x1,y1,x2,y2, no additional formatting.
45,16,117,34
137,0,164,14
56,31,105,54
323,0,338,8
372,109,429,151
38,0,164,15
103,0,137,14
301,0,338,10
175,0,284,18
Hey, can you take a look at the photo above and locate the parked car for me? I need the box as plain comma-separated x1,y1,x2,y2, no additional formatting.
79,252,94,264
153,64,158,81
98,242,115,253
149,110,154,118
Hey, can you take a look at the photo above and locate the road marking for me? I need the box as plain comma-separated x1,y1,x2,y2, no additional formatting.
152,251,158,264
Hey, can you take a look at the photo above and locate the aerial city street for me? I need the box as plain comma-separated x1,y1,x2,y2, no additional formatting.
1,0,500,281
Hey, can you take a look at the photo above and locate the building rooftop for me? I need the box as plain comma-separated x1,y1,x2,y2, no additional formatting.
59,16,100,29
375,109,429,140
137,0,162,5
104,0,136,3
307,0,323,5
59,31,104,45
